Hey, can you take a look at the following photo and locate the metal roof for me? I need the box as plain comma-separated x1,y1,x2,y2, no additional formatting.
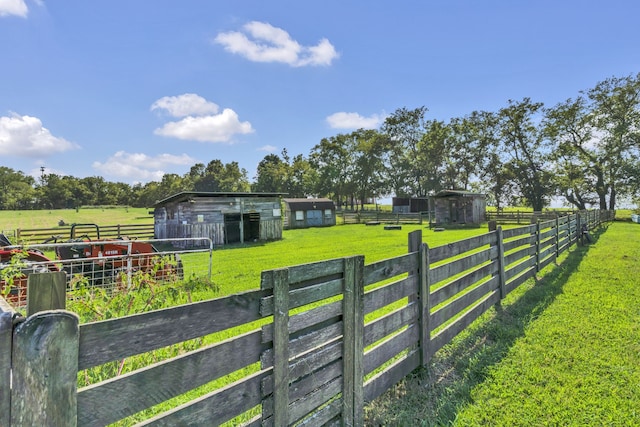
154,191,286,206
283,198,335,211
433,190,485,198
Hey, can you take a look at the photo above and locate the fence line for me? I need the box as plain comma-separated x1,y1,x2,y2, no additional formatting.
0,210,614,426
14,223,155,244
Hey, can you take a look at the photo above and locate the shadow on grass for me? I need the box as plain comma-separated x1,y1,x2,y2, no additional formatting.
364,226,608,427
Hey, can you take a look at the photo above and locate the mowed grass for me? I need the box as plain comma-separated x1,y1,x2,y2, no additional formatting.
0,207,153,232
365,221,640,426
188,223,488,296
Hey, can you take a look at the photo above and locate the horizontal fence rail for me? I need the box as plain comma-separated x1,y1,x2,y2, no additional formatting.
0,210,614,426
339,211,428,225
14,223,155,244
484,209,576,224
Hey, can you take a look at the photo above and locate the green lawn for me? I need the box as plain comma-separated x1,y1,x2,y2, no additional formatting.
0,207,152,232
364,221,640,426
184,223,488,297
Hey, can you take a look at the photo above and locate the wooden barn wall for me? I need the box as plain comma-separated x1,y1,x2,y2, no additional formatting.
283,207,336,229
433,196,486,224
155,197,282,244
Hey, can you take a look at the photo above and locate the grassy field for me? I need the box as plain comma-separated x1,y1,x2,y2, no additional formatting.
4,208,636,424
0,207,153,233
364,221,640,426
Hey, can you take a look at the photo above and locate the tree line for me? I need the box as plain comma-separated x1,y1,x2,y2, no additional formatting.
1,73,639,211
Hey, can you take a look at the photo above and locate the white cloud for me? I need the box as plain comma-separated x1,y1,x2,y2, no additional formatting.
258,145,278,152
152,94,254,143
0,0,28,18
150,93,219,118
214,21,339,67
326,112,384,130
0,113,78,156
92,151,196,182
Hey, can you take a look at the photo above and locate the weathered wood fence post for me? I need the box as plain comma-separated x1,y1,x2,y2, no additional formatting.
270,268,290,427
11,310,79,427
418,242,431,366
27,271,67,316
0,298,19,427
496,226,507,300
555,215,560,263
343,255,364,426
535,221,542,273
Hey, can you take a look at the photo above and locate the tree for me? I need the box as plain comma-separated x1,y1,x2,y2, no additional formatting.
381,106,429,196
310,135,353,207
543,97,600,209
586,73,640,209
497,98,554,211
0,167,35,210
192,160,250,192
544,73,640,210
288,154,317,198
253,153,288,193
349,129,390,209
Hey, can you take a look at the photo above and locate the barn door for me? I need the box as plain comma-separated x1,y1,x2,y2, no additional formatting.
449,199,459,223
243,212,260,241
224,214,241,243
306,210,323,226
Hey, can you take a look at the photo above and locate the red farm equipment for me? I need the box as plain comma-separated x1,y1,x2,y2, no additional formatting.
47,223,183,286
0,233,60,306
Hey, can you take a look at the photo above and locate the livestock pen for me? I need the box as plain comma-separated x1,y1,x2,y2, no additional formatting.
1,210,613,426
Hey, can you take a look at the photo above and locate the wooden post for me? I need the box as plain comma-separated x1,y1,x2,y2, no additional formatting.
0,299,21,427
342,255,364,426
576,213,582,246
535,221,541,273
271,268,290,427
11,310,79,427
408,231,422,305
555,215,560,263
27,271,67,316
496,226,507,299
418,243,431,366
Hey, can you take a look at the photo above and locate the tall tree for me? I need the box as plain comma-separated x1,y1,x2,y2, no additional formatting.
310,135,352,207
498,98,554,211
381,106,429,196
253,153,288,193
349,129,390,209
544,73,640,209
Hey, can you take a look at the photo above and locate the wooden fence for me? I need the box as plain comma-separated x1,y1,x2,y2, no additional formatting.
0,210,613,426
484,209,576,224
13,223,155,244
340,211,428,225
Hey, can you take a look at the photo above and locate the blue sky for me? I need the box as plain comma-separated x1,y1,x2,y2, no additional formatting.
1,0,639,185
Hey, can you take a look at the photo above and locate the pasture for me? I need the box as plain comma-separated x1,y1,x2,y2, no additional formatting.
3,208,633,425
0,207,490,299
365,221,640,425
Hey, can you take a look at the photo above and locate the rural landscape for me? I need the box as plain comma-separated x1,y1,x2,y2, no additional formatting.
1,203,638,425
1,74,640,427
2,2,640,424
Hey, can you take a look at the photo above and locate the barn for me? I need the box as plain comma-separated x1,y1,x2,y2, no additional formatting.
432,190,486,225
283,198,336,229
153,192,284,247
391,197,430,213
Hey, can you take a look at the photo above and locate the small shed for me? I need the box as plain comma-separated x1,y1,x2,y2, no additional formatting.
392,197,430,213
153,192,284,247
283,198,336,229
433,190,486,225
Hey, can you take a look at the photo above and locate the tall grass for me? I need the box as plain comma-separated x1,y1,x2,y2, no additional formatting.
364,221,640,426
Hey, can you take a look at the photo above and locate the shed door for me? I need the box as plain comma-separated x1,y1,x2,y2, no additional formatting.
307,210,323,226
449,200,459,223
225,214,241,244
